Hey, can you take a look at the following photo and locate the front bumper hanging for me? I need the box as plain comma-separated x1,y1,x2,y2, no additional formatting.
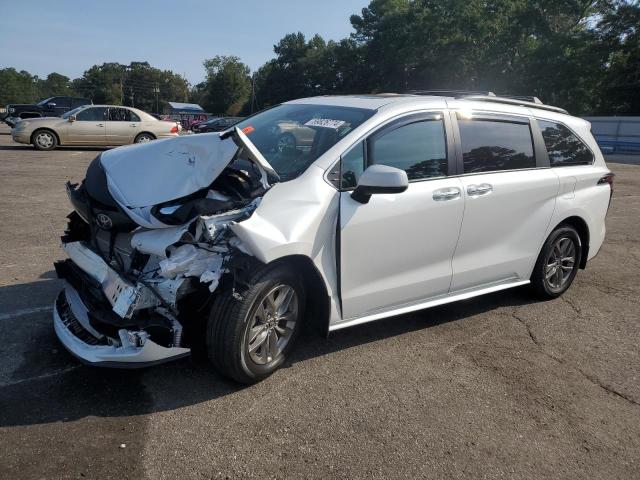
53,242,190,367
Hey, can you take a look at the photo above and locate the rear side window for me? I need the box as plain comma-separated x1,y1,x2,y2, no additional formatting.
51,97,71,108
72,98,89,108
370,119,447,181
538,120,593,166
458,119,535,173
108,108,134,122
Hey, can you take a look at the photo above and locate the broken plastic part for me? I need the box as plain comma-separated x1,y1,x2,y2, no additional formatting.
159,244,225,280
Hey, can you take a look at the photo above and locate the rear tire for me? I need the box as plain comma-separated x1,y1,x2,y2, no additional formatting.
32,129,57,150
206,263,305,384
530,225,582,299
134,132,155,144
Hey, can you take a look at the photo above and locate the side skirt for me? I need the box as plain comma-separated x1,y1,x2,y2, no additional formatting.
328,279,530,332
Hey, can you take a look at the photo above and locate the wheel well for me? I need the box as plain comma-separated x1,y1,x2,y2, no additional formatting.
269,255,330,337
557,216,590,269
31,128,60,145
136,131,156,140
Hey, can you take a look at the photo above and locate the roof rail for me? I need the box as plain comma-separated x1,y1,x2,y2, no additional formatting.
408,89,496,97
498,95,543,104
461,95,569,115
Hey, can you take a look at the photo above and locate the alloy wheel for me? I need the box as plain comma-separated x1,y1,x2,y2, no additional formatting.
246,284,299,365
544,236,576,290
35,132,54,149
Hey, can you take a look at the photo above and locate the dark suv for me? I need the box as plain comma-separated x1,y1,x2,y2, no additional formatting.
3,96,91,127
192,117,243,133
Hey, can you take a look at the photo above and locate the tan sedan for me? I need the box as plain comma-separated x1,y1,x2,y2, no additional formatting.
11,105,180,150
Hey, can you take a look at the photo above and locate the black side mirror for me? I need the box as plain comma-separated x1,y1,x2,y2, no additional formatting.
47,103,56,109
351,164,409,204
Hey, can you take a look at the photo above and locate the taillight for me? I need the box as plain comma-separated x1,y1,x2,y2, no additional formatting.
598,172,614,186
170,125,178,134
598,172,615,208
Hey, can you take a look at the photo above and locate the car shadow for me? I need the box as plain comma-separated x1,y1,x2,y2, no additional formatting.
0,144,111,152
0,278,537,428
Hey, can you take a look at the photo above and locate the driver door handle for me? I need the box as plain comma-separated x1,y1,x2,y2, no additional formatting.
467,183,493,196
433,187,461,201
96,123,104,127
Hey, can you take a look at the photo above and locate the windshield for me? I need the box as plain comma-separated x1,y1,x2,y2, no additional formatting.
234,103,375,181
61,106,86,119
37,97,54,106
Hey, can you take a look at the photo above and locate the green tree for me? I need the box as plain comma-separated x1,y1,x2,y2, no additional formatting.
202,55,251,115
595,0,640,113
72,62,189,112
0,68,40,104
38,72,75,98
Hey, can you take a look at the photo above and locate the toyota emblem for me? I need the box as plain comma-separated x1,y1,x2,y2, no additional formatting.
95,213,113,229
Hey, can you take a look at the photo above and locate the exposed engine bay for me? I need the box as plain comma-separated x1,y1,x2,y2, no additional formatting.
54,131,273,363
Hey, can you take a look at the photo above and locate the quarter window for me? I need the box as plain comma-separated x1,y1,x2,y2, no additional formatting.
76,107,107,121
340,142,365,189
538,120,593,166
458,119,535,173
370,119,447,181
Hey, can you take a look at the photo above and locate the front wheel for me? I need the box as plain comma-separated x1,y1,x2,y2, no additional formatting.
32,129,57,150
530,225,582,299
206,263,305,384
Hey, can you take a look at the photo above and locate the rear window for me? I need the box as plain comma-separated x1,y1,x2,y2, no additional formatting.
538,120,593,166
458,119,535,173
235,104,375,181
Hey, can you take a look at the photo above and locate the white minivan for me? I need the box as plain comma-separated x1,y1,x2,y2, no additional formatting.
53,93,613,383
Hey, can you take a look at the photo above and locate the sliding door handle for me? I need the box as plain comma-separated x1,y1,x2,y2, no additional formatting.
467,183,493,196
433,187,462,201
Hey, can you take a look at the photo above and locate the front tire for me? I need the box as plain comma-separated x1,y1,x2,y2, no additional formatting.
206,263,305,384
530,225,582,299
32,129,57,150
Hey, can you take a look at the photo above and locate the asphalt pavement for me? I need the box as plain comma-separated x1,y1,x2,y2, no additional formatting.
0,124,639,479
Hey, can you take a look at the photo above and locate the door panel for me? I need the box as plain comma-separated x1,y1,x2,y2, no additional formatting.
340,177,465,319
106,108,138,144
66,107,107,144
450,169,559,291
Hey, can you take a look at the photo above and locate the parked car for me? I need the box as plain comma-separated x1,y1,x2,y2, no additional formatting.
11,105,180,150
52,93,612,383
272,120,316,152
192,116,243,133
2,96,91,126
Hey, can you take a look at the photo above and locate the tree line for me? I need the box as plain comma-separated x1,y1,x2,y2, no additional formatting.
2,0,638,116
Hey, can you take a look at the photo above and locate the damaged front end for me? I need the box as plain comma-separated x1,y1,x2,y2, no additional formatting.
53,130,271,367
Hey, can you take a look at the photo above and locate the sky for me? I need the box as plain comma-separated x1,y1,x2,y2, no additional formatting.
0,0,369,84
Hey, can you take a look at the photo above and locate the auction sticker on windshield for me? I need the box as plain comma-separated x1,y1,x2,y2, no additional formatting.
304,118,346,129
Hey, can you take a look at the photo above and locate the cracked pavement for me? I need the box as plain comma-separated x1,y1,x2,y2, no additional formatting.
0,124,639,479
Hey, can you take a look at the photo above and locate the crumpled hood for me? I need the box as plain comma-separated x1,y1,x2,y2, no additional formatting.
100,133,238,209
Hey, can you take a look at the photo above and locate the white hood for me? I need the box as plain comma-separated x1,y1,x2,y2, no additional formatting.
100,133,238,209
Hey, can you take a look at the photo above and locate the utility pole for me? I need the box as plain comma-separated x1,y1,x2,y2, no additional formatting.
250,73,256,114
153,83,160,114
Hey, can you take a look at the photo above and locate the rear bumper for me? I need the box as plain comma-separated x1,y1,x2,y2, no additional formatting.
53,286,190,368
